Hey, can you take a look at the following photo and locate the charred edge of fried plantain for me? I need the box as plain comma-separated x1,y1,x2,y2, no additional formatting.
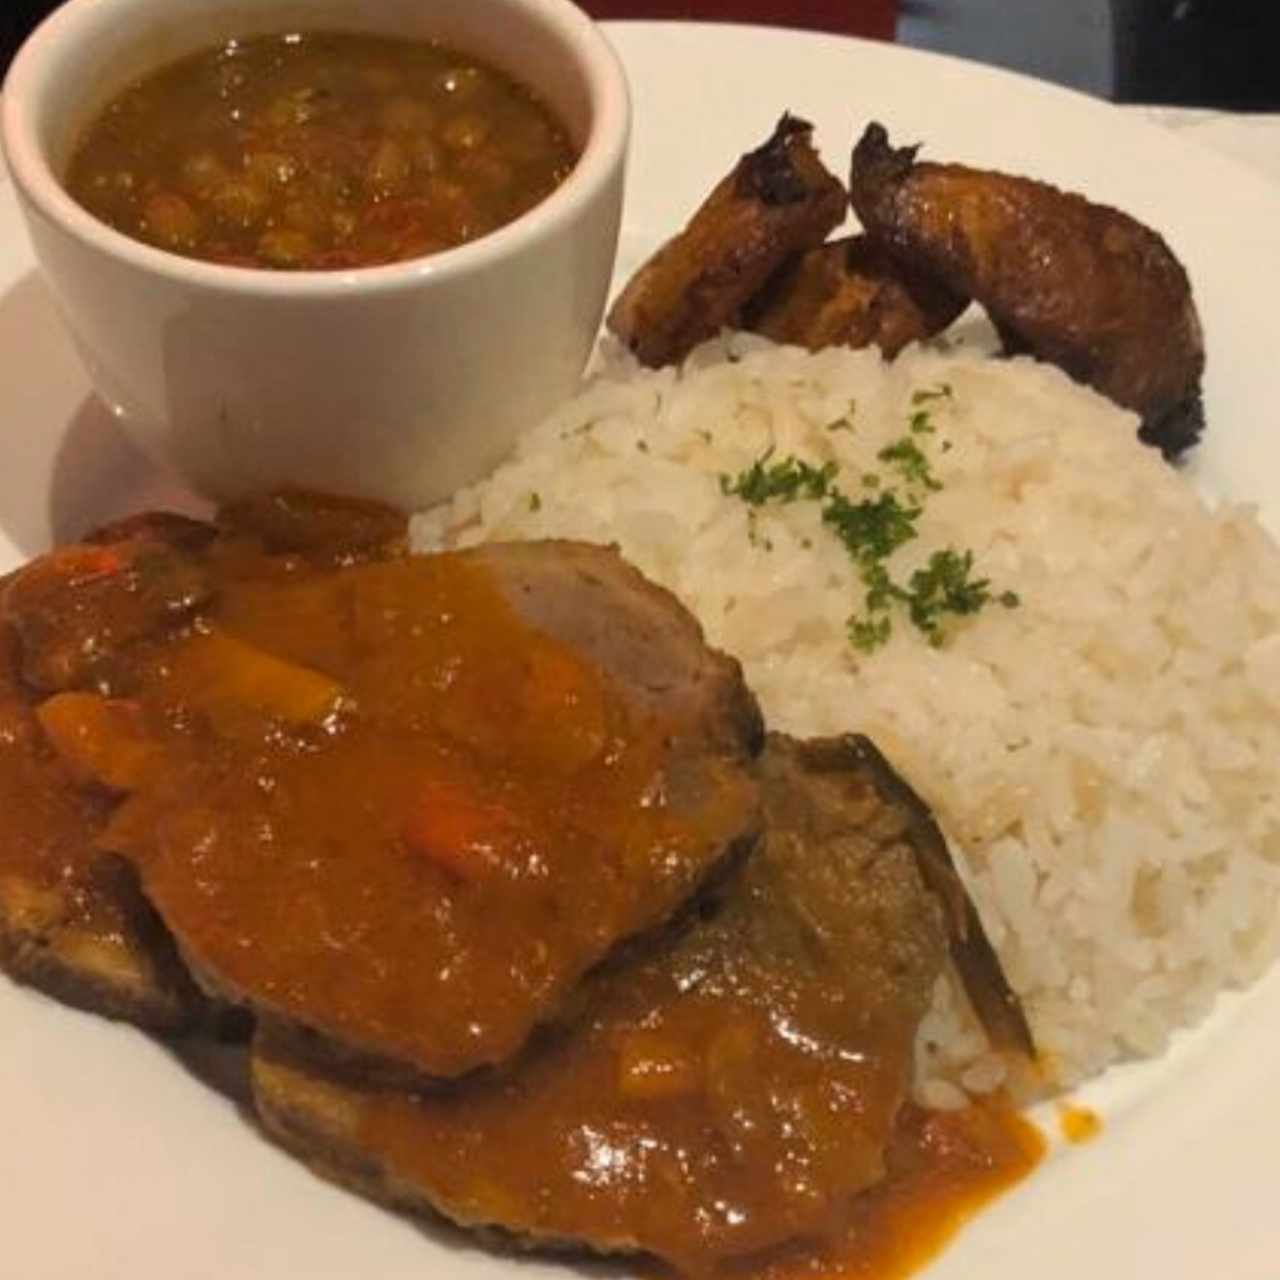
847,734,1036,1060
1139,390,1206,462
850,122,920,197
735,113,825,205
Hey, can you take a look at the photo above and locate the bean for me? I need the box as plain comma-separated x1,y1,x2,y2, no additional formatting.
210,178,270,226
361,64,401,92
411,136,444,176
381,95,434,135
142,192,201,246
282,199,327,235
458,152,512,191
366,139,410,193
244,150,298,187
442,113,491,153
256,228,314,267
181,151,229,195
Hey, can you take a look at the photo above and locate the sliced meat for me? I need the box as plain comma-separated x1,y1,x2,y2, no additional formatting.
745,234,966,356
607,114,848,368
83,510,218,553
251,732,952,1274
848,122,1205,458
0,619,205,1032
102,538,762,1085
217,488,409,565
2,539,212,693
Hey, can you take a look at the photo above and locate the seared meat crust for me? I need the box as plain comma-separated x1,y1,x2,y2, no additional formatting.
607,114,848,368
849,123,1205,457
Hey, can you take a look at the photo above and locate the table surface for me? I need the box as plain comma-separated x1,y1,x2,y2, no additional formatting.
1135,107,1280,187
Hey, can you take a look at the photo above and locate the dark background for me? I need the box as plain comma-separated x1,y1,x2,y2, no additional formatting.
3,0,1278,107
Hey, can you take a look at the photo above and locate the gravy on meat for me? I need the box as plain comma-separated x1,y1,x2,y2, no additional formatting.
0,490,1040,1278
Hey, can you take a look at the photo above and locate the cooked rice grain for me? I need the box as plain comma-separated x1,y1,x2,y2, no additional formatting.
413,333,1280,1095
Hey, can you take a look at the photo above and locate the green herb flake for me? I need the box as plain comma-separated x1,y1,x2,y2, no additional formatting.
822,490,921,564
721,450,838,506
908,410,936,436
910,383,953,406
878,437,942,492
718,440,1016,656
826,402,857,432
636,440,650,454
848,614,892,653
904,548,995,645
528,492,542,512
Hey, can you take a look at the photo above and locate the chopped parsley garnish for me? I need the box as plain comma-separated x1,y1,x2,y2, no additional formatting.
720,450,837,505
718,384,1020,651
908,385,950,433
877,437,941,491
822,490,921,563
911,383,953,406
904,550,997,645
826,401,857,432
848,614,892,652
528,491,542,512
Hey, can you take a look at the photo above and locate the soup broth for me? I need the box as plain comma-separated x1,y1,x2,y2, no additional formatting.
64,32,578,270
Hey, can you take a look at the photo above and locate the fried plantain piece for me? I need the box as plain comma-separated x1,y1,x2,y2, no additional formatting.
849,123,1205,458
745,234,967,357
607,114,848,368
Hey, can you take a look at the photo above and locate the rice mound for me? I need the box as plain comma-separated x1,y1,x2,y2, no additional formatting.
413,333,1280,1100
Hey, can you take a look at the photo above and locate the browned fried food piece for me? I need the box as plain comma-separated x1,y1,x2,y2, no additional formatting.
0,554,209,1032
3,538,212,693
607,114,848,368
849,735,1033,1058
251,732,952,1273
849,123,1205,458
745,234,967,356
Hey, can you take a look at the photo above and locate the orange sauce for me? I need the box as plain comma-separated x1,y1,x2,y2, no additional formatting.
1057,1103,1102,1145
747,1102,1045,1280
105,550,749,1079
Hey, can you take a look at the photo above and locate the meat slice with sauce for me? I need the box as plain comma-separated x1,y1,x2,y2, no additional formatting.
0,517,224,1032
0,612,207,1032
250,733,965,1274
0,499,762,1085
93,535,762,1084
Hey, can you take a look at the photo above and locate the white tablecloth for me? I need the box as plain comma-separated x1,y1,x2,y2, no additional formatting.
1134,107,1280,187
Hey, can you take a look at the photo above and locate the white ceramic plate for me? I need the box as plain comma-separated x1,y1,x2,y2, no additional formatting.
2,21,1279,1280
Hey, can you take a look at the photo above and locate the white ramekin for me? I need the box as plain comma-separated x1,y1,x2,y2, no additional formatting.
1,0,630,509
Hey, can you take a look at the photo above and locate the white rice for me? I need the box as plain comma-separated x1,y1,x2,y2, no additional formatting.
412,332,1280,1098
